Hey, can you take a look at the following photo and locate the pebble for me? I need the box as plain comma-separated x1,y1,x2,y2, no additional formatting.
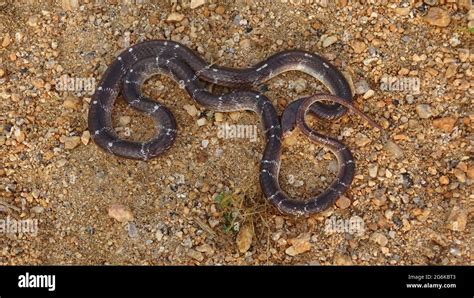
363,89,375,99
30,206,44,214
285,233,311,256
453,169,466,183
444,64,458,78
0,68,4,77
355,79,370,95
63,98,79,110
197,118,207,127
466,166,474,180
439,175,449,185
188,249,204,261
369,164,378,178
239,39,251,50
80,131,90,146
293,78,307,93
322,35,338,48
355,133,370,147
415,104,432,119
370,232,388,247
61,0,79,10
395,7,411,16
108,204,134,223
201,139,209,148
127,223,138,238
446,206,467,232
275,216,284,229
215,6,225,15
2,32,11,48
351,40,367,54
214,112,224,122
236,223,253,253
27,15,38,27
335,196,351,209
166,12,185,22
424,7,451,27
384,141,404,159
432,117,456,132
190,0,206,9
119,116,131,126
333,253,353,265
195,243,214,255
60,136,81,150
183,104,199,117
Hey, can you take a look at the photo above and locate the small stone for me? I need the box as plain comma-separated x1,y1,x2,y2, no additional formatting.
166,12,185,22
119,116,131,126
30,206,44,214
416,104,432,119
108,204,134,223
370,232,388,247
195,243,214,255
0,68,4,77
424,7,451,27
155,230,163,241
453,169,466,183
239,39,251,50
355,80,370,95
183,104,199,117
363,89,375,99
81,131,90,146
439,175,450,185
32,78,45,89
63,98,79,109
201,139,209,148
333,253,353,265
275,216,284,229
27,15,39,27
236,223,253,253
190,0,206,9
215,6,225,15
384,141,404,159
466,166,474,180
61,0,79,10
293,78,307,93
60,136,81,150
335,196,351,209
322,35,338,48
285,233,311,256
355,133,370,147
197,118,207,126
188,249,204,261
127,223,138,238
369,164,378,178
444,64,458,78
214,112,224,122
351,40,367,54
14,128,25,143
446,206,467,232
2,32,11,48
433,117,457,132
395,7,411,16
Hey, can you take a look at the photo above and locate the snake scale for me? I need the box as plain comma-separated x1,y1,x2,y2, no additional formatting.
88,40,381,216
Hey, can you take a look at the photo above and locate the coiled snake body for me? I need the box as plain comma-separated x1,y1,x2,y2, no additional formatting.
88,40,380,216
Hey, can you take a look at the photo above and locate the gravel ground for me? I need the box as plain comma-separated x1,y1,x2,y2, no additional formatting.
0,0,472,265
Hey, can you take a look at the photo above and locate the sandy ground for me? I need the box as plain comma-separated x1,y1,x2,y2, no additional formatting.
0,0,472,265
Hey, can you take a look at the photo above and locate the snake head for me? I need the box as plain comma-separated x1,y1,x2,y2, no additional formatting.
281,98,306,138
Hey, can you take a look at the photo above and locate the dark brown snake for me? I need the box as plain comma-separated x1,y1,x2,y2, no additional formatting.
88,40,381,216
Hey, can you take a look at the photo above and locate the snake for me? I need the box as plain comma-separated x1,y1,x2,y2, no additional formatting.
88,40,381,216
